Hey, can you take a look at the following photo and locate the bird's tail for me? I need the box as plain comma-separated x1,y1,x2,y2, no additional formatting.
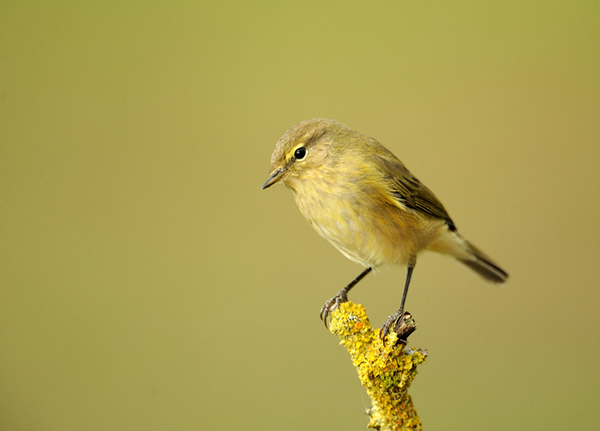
457,240,508,283
428,230,508,283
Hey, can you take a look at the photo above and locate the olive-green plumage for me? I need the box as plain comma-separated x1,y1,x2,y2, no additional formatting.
262,118,507,336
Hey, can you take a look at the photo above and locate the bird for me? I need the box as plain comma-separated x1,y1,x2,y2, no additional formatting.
262,118,508,338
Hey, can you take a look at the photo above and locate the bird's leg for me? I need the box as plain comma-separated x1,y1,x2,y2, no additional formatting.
320,267,373,328
381,260,416,339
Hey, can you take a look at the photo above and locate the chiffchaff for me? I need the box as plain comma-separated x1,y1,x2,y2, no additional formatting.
262,118,507,337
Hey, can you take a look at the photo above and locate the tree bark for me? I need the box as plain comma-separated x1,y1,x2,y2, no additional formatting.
328,302,427,431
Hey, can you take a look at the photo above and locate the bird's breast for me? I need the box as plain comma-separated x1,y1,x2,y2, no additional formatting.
288,168,437,267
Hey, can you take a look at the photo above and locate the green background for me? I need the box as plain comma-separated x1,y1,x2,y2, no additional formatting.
1,1,598,430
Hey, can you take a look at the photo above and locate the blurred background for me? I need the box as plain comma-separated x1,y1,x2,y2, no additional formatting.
1,1,599,430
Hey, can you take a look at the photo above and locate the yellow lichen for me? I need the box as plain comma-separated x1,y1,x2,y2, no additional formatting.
328,302,427,431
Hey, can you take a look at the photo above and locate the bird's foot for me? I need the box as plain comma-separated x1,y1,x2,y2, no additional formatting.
380,310,409,340
319,291,349,328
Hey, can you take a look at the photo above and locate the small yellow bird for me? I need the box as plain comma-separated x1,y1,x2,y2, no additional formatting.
262,118,507,337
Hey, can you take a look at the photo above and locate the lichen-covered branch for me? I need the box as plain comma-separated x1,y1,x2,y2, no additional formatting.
328,302,427,431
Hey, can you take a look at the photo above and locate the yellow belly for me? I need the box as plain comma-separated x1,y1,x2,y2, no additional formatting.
290,174,443,268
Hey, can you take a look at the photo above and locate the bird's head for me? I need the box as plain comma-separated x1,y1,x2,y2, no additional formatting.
262,118,350,190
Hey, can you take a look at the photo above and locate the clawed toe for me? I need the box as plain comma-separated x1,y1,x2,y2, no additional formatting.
319,293,348,328
318,268,372,329
380,310,406,340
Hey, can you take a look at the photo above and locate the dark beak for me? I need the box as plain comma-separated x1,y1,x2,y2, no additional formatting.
261,168,285,190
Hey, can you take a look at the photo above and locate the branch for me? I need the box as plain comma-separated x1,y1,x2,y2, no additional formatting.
328,302,427,431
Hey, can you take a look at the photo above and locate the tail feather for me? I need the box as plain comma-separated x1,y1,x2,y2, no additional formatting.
428,229,508,283
458,241,508,283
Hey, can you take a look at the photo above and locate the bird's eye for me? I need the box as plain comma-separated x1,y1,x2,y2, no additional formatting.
294,147,307,160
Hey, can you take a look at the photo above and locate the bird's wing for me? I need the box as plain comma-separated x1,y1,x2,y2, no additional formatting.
371,152,456,230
